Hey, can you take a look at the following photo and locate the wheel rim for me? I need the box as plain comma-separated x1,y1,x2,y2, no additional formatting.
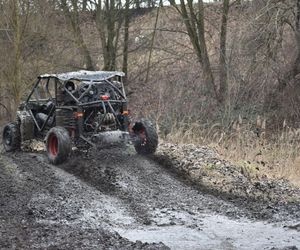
137,127,147,146
3,127,12,146
49,134,58,157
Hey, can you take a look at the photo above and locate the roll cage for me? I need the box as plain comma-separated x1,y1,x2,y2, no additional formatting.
22,70,127,135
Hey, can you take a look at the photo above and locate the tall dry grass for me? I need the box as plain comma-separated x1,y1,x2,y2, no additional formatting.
164,116,300,186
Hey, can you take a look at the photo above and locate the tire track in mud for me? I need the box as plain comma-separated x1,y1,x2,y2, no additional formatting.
55,146,300,249
60,147,244,221
1,146,300,249
0,151,168,249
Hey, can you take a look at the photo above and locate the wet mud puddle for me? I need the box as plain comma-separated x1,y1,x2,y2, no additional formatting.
115,213,300,250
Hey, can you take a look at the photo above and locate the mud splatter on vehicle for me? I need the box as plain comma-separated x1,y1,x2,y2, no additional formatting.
2,70,158,165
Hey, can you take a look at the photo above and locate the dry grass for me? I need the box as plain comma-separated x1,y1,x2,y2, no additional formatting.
164,117,300,187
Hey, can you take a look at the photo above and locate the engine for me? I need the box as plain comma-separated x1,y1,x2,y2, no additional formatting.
83,109,117,132
78,82,121,103
58,80,125,133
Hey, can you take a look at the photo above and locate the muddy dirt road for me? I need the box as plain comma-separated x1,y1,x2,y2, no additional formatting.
0,145,299,249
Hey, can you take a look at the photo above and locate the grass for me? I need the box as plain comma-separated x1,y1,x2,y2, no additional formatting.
163,118,300,187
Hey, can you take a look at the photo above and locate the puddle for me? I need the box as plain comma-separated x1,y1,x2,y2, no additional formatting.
116,214,300,250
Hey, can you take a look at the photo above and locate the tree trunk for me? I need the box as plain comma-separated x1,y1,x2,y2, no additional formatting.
95,0,121,71
106,0,116,70
145,5,160,83
197,0,220,101
61,0,94,70
293,0,300,77
169,0,220,102
12,0,22,111
219,0,230,104
95,0,109,69
278,0,300,91
122,0,130,77
135,0,140,9
82,0,87,11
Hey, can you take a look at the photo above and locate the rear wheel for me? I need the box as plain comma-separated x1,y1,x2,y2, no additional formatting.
46,126,71,165
133,119,158,155
2,123,21,152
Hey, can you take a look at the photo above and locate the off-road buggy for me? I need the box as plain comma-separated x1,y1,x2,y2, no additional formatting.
2,71,158,164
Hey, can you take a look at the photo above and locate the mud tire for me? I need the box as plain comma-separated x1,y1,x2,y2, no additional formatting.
2,123,21,152
46,126,71,165
133,119,158,155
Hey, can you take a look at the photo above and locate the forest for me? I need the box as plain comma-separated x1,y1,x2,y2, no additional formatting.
0,0,300,182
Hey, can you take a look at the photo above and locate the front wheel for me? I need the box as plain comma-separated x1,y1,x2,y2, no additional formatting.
46,126,71,165
2,123,21,152
132,119,158,155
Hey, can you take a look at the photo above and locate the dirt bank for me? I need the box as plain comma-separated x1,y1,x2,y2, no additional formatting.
153,142,300,222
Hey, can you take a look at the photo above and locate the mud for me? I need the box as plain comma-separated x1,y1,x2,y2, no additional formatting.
0,143,300,249
0,150,168,249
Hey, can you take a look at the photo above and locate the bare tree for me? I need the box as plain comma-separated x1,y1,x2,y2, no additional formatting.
134,0,140,9
219,0,230,104
82,0,88,11
60,0,95,70
249,0,300,91
145,3,160,83
0,0,30,113
169,0,221,102
122,0,130,76
11,0,22,108
289,0,300,83
93,0,124,71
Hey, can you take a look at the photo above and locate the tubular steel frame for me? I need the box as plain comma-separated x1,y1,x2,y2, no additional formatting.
22,73,128,145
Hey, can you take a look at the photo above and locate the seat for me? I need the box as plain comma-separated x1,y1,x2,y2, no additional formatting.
35,101,55,128
35,113,55,128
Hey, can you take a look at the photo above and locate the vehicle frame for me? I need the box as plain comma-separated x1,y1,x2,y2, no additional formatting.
2,70,158,164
